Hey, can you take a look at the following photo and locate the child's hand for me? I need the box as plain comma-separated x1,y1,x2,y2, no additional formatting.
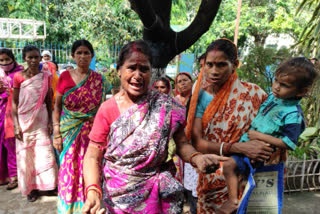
247,130,262,140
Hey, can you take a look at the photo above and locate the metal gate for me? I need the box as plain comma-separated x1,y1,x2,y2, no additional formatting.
285,155,320,192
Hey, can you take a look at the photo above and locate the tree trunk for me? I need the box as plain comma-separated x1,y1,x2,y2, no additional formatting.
129,0,222,79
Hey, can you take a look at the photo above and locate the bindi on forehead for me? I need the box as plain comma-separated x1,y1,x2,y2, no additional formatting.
128,51,149,64
212,49,219,55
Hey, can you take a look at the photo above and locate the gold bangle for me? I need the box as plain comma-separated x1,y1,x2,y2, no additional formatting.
189,152,202,168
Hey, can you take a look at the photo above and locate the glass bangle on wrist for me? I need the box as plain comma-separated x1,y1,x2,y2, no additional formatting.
85,184,102,200
220,142,225,156
189,152,202,168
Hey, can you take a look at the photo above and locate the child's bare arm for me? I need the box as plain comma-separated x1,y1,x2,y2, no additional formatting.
247,130,288,149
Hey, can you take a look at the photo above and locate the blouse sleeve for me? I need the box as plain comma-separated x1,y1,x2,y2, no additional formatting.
195,90,206,118
56,71,68,95
89,102,111,145
13,72,24,88
89,98,120,145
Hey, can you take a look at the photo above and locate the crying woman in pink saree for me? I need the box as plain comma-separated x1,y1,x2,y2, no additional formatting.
81,40,229,214
12,45,58,202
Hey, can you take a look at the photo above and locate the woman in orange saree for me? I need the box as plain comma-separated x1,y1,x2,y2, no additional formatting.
185,39,272,213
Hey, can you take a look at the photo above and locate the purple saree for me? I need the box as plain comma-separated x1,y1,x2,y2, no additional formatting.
0,65,23,185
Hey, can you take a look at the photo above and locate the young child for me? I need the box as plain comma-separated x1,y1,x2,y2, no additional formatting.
0,48,24,190
221,57,318,213
12,45,58,202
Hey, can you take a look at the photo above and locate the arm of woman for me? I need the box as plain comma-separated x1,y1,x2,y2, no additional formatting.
12,88,22,141
174,126,229,173
192,117,220,154
53,93,63,152
82,143,105,214
45,88,53,135
192,118,274,162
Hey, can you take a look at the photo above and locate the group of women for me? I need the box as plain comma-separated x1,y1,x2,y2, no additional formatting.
0,37,280,214
80,38,273,214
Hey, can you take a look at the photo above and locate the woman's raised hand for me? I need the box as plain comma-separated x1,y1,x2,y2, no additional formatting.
81,191,104,214
192,154,230,173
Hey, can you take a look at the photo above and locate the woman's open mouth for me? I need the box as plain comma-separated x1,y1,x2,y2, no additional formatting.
208,78,220,83
130,82,143,90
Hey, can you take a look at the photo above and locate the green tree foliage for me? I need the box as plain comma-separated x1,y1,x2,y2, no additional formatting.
237,45,291,92
0,0,312,55
46,0,142,45
49,0,143,45
1,0,143,45
1,0,309,51
174,0,309,52
296,0,320,57
170,0,201,25
0,0,60,37
1,0,46,19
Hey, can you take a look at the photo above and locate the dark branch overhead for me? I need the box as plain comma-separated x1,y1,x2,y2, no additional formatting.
129,0,222,71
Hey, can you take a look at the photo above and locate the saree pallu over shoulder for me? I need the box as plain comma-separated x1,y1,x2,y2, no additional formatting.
103,91,185,214
16,71,58,196
18,71,50,132
196,74,267,213
58,70,108,214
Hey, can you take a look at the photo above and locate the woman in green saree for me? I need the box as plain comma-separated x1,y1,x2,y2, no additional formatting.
53,39,110,214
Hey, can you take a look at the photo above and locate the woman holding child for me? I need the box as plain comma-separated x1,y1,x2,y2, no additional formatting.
185,38,273,213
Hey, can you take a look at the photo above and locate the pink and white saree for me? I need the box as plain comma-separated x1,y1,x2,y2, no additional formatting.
16,71,58,195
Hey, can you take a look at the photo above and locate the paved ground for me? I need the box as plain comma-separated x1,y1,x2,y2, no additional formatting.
0,186,57,214
0,185,319,213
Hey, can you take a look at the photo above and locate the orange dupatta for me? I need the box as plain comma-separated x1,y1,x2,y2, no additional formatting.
185,68,238,140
